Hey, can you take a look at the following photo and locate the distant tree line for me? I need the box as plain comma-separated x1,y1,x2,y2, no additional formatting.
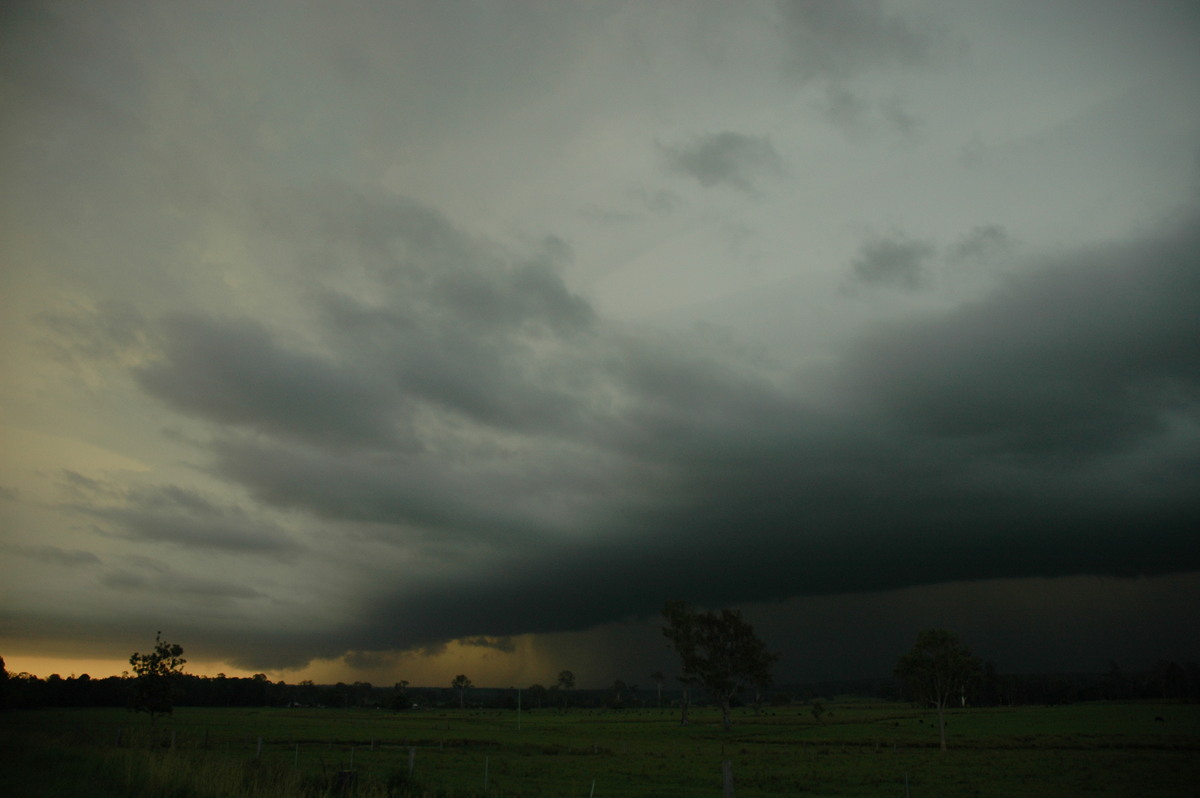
3,654,1196,712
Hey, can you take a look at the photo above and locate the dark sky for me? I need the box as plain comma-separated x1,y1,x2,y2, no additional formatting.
2,0,1199,686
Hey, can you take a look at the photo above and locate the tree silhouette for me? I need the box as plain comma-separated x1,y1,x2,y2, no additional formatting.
129,631,186,725
557,670,575,709
451,674,473,709
895,629,981,751
650,670,666,709
661,601,779,732
609,679,627,707
388,680,410,711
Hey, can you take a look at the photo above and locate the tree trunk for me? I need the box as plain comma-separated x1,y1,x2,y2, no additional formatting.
680,687,690,726
721,698,732,732
936,702,947,751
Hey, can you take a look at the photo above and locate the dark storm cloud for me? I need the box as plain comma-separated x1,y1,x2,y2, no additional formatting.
208,437,558,548
74,483,303,560
847,233,936,289
100,556,266,601
845,223,1200,453
659,132,784,192
135,313,410,450
337,213,1200,658
112,176,1200,668
460,636,517,653
255,186,600,435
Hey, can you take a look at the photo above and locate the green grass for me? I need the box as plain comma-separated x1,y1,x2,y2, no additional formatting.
2,702,1197,796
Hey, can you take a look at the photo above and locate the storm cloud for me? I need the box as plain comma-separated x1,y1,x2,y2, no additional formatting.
2,0,1198,684
95,205,1200,664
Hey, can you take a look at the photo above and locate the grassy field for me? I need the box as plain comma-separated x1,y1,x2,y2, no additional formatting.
2,701,1197,797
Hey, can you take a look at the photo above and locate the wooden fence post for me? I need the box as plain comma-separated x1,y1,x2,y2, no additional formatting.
722,760,734,798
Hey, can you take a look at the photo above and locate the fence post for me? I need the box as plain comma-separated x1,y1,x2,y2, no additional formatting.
408,747,416,777
722,760,734,798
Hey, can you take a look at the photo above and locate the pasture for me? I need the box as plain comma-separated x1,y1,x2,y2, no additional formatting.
2,701,1197,796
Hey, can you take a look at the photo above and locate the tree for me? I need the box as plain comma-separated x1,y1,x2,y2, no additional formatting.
452,674,473,709
894,629,981,751
557,670,575,709
661,601,779,732
387,680,410,711
129,631,186,725
609,679,627,708
650,670,666,709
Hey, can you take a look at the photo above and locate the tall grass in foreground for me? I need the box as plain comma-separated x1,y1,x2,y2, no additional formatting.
0,725,431,798
92,745,429,798
4,703,1198,796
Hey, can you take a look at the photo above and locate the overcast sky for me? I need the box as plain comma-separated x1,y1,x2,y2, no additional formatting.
2,0,1199,688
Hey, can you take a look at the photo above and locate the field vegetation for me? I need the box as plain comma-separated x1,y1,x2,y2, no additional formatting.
2,700,1197,797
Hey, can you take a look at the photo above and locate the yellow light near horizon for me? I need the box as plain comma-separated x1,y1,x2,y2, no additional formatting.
2,655,264,681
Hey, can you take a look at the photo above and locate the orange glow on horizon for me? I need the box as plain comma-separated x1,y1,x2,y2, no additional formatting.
2,655,269,681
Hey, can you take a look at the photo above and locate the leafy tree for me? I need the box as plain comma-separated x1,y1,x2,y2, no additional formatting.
0,655,8,710
526,683,547,709
452,674,473,709
129,631,186,725
388,680,410,711
895,629,982,751
661,601,779,732
810,700,825,723
557,670,575,708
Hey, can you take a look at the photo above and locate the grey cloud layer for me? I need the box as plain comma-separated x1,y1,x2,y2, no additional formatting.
776,0,949,80
849,233,937,289
66,480,303,560
660,132,785,192
102,189,1200,666
5,0,1199,676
